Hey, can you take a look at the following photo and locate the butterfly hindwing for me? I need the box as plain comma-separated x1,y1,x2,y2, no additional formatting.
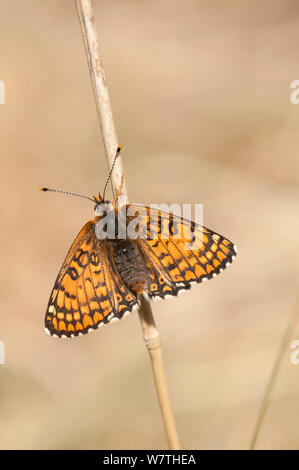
133,239,191,300
45,221,138,338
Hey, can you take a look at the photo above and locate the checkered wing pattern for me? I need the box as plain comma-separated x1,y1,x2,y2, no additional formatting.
45,221,138,338
126,205,237,300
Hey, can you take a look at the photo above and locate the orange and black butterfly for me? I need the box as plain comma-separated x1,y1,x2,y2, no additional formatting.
42,147,237,338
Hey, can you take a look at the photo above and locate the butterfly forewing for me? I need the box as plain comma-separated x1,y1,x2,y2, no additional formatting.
45,221,138,338
126,205,237,300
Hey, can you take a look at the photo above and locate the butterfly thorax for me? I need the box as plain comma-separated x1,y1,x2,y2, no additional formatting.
111,239,146,294
94,203,146,293
94,202,128,241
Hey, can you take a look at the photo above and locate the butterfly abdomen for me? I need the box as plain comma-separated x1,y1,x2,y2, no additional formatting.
112,239,146,294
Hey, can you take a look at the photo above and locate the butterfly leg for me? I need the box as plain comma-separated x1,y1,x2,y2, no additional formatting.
112,173,124,207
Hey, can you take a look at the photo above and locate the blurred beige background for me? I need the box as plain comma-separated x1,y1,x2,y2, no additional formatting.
1,0,299,450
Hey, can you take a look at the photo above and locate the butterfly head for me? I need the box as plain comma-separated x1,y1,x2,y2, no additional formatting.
93,193,114,215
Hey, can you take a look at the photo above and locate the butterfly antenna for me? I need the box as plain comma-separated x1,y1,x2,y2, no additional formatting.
102,145,122,201
40,187,95,203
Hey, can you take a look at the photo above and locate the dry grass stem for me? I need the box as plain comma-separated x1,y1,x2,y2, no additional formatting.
138,295,180,449
75,0,180,450
250,293,299,449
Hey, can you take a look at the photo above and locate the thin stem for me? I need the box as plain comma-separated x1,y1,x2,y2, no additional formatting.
138,295,180,449
75,0,180,450
75,0,125,201
249,294,299,449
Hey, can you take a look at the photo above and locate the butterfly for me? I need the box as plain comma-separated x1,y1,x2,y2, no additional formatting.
42,147,237,338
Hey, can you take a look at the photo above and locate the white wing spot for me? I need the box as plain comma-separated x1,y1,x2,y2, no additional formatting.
151,296,161,302
110,317,119,323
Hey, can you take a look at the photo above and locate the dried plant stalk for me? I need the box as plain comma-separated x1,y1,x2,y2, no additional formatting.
249,293,299,449
75,0,180,450
138,295,180,449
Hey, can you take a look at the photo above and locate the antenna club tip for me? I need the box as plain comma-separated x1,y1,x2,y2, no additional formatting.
117,145,122,152
40,187,48,191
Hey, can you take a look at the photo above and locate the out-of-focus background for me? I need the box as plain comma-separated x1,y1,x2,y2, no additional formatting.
0,0,299,450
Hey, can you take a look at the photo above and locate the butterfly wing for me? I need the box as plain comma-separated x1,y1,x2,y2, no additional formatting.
125,205,237,300
45,221,138,338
